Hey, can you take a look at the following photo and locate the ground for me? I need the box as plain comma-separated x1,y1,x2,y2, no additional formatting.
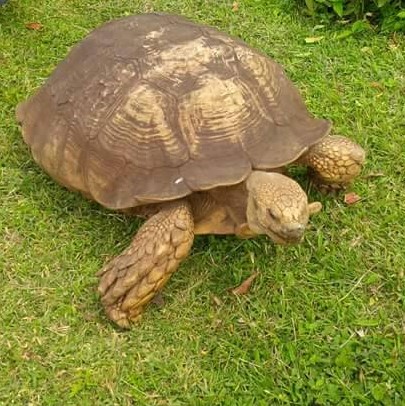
1,0,404,404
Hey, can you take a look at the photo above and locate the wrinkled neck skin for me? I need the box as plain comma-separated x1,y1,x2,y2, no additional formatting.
245,171,315,244
245,192,263,236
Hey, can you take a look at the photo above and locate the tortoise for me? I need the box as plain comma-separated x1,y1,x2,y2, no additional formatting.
17,13,365,327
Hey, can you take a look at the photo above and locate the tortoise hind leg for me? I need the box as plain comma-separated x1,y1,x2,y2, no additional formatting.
298,135,366,192
97,199,194,328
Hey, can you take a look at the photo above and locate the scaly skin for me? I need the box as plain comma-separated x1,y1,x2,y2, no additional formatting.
299,135,366,191
97,200,194,328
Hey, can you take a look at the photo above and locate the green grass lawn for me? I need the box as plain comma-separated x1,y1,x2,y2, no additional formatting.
1,0,404,404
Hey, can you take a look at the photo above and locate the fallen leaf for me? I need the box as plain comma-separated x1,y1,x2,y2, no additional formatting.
304,36,324,44
231,272,259,296
364,171,384,179
212,295,223,307
370,82,384,90
232,2,239,11
344,192,361,205
25,22,43,31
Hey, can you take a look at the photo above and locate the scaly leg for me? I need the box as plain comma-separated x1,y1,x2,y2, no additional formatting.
298,135,366,191
97,200,194,328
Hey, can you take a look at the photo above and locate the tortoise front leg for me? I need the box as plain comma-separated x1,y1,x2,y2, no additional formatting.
298,135,366,192
97,200,194,328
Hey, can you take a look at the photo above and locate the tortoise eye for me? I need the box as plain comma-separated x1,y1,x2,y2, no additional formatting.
267,209,278,220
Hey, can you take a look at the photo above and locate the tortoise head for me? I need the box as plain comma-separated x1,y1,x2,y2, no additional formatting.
245,171,322,244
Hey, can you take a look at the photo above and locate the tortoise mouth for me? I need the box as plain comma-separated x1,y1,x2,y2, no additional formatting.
266,228,304,245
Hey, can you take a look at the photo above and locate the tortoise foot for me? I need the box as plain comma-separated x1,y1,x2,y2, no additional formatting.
301,135,366,190
97,200,194,327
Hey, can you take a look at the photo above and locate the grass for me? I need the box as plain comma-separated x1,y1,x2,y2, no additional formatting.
1,0,404,404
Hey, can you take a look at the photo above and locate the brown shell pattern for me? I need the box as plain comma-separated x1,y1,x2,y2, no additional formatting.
18,13,331,209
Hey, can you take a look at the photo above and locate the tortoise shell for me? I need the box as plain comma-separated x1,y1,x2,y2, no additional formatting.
17,13,331,209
